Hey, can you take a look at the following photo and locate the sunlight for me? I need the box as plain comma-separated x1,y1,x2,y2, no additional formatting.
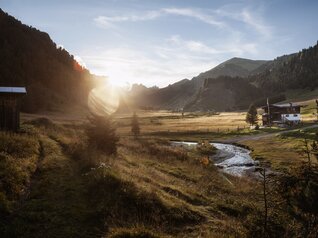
88,82,121,116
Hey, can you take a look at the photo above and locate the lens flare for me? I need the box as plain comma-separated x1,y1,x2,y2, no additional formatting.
88,84,120,116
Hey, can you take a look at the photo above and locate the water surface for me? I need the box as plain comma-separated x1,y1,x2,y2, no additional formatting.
171,141,259,177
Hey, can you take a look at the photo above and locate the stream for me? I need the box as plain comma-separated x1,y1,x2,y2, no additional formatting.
171,141,260,177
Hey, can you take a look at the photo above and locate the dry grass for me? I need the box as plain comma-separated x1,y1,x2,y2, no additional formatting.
1,118,259,237
112,137,258,237
242,136,307,170
115,111,248,135
242,128,318,170
13,101,318,237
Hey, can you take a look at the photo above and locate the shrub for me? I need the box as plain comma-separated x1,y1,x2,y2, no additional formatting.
196,141,216,156
109,228,160,238
246,103,258,126
0,132,39,209
85,114,119,155
131,112,140,138
139,139,189,161
0,133,39,159
25,117,56,129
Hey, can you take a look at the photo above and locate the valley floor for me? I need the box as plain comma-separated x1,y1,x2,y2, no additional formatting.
1,106,317,237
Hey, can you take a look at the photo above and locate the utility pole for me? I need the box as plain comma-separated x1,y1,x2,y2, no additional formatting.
267,97,271,127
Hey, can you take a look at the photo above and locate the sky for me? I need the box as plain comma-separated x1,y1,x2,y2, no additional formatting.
1,0,318,87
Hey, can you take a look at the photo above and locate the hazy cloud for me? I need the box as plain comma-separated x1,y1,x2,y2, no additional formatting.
81,46,218,87
162,8,225,27
94,8,225,28
215,6,273,39
90,4,273,87
94,10,162,28
240,9,272,39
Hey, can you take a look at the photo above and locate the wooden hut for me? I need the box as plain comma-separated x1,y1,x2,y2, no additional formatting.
261,102,302,126
0,87,27,132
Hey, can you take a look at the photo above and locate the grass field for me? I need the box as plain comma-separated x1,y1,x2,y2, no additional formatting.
1,118,262,237
242,126,318,170
8,101,317,237
20,106,317,168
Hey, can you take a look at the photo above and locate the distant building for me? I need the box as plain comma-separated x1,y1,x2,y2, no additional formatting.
261,103,302,126
0,87,27,132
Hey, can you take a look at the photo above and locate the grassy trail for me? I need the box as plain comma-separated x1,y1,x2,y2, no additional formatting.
6,135,98,238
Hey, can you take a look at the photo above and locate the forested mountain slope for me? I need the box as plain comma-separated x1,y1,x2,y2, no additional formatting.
249,42,318,93
0,9,95,112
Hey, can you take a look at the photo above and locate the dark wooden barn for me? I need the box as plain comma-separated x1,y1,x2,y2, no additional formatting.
0,87,27,132
261,103,302,126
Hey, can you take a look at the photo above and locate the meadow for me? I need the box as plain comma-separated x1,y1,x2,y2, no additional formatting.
0,118,260,237
0,103,316,237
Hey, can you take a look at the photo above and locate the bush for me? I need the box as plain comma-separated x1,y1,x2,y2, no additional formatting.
131,112,140,138
110,228,160,238
25,117,56,129
85,114,119,155
0,133,39,159
0,132,39,212
139,139,189,161
196,141,216,156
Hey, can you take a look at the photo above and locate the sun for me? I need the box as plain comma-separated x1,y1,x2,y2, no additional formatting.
88,83,121,116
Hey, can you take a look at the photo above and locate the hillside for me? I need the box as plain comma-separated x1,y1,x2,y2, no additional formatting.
0,9,95,112
128,58,268,110
249,42,318,94
184,76,261,111
194,57,268,81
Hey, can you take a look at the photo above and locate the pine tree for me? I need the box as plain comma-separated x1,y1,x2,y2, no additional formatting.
131,112,140,138
85,114,119,154
246,103,258,125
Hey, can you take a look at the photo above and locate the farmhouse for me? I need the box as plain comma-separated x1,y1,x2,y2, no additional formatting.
0,87,27,132
261,102,302,126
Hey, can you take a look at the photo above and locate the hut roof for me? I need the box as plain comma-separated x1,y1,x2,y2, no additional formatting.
0,87,26,94
261,102,303,109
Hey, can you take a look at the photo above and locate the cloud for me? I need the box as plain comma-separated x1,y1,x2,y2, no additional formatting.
240,9,272,39
94,6,272,41
94,10,161,28
162,8,225,27
89,5,274,87
80,33,260,87
165,35,222,55
94,8,225,29
80,46,218,87
165,35,258,56
215,6,273,39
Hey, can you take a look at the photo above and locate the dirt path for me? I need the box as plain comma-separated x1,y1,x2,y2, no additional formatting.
221,124,318,143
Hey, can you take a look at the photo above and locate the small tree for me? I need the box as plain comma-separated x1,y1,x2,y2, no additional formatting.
246,103,258,126
86,114,119,155
131,112,140,138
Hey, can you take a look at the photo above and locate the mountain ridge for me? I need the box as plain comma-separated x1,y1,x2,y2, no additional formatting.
129,41,318,112
128,57,269,110
0,8,97,112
